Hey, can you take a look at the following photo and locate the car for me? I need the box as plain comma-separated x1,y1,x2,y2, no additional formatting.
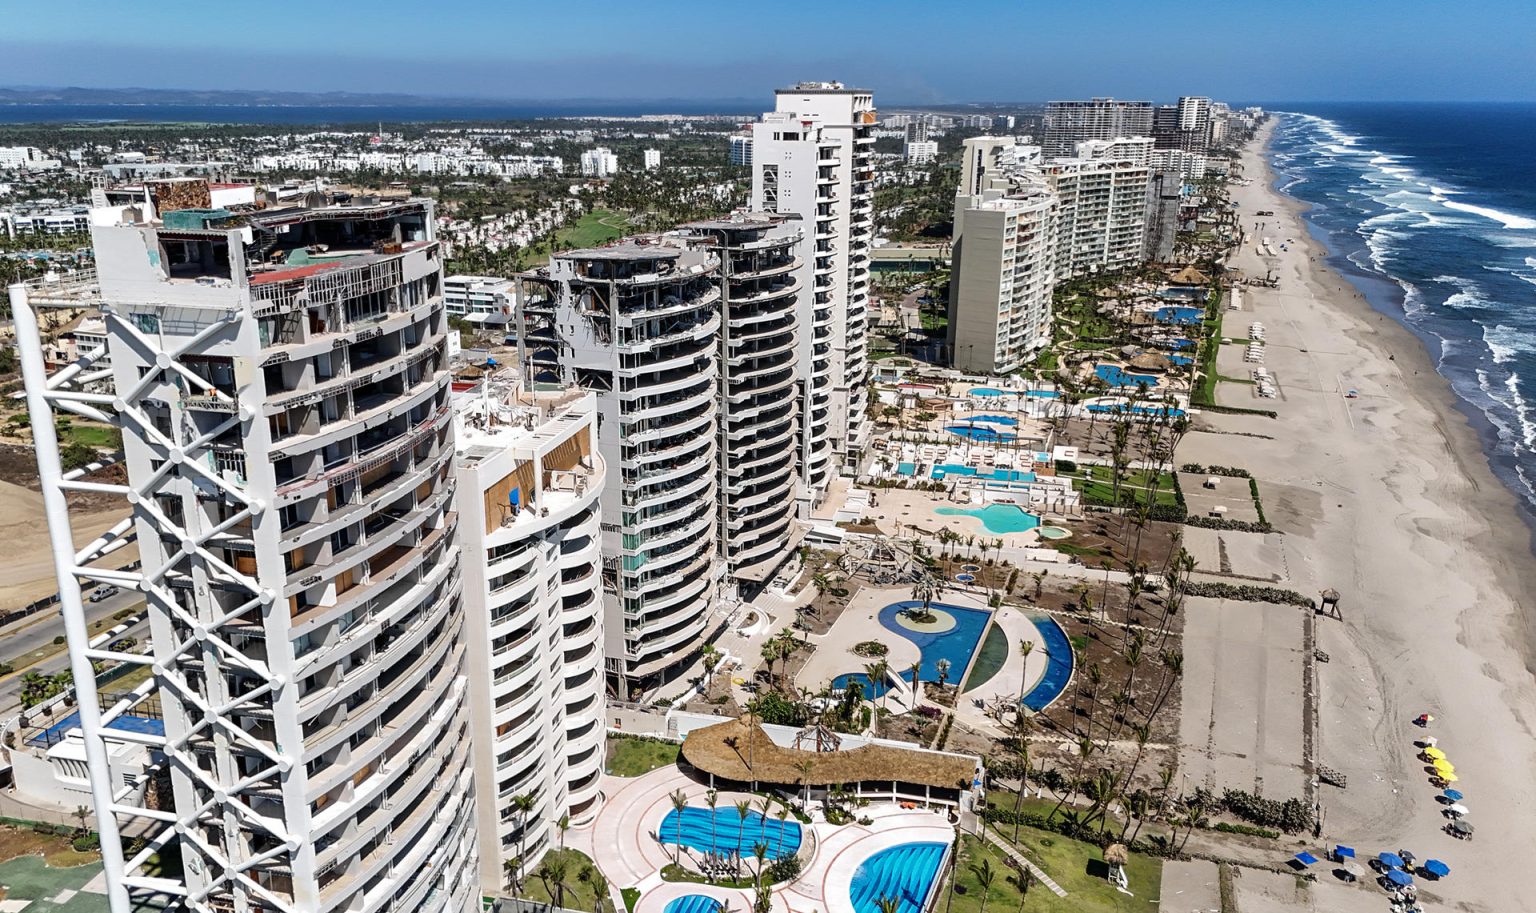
88,585,119,603
1256,210,1275,216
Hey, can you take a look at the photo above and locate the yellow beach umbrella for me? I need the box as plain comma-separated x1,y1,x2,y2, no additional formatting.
1439,772,1460,783
1424,748,1446,761
1433,759,1455,773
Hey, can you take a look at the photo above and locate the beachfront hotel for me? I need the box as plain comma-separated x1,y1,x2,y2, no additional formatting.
453,384,607,885
514,240,726,695
10,183,480,912
1041,155,1152,278
749,81,878,484
1043,97,1155,158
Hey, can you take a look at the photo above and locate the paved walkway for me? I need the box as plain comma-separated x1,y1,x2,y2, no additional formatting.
979,827,1069,897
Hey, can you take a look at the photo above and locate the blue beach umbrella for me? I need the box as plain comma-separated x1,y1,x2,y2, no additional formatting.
1385,869,1414,887
1378,852,1405,868
1294,852,1318,866
1423,859,1450,878
1442,788,1464,802
1334,845,1355,859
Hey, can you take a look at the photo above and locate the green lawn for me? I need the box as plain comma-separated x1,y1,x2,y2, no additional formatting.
941,828,1161,913
556,208,632,249
604,734,680,777
57,422,122,450
1063,467,1179,508
517,848,614,912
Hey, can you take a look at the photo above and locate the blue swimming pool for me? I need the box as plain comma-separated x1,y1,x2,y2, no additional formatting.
664,896,722,913
659,806,803,860
968,414,1019,426
935,503,1041,534
930,464,1036,483
969,387,1006,397
1095,365,1160,388
946,425,1018,442
1154,305,1205,325
1085,404,1186,418
896,461,917,476
1167,354,1194,366
1021,614,1074,711
833,602,994,699
849,842,949,913
26,711,165,749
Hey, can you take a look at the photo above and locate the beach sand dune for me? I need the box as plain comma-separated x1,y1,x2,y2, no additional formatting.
1180,120,1536,912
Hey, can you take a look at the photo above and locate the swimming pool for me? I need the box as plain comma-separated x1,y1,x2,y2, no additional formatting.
1167,354,1194,366
896,462,917,476
930,464,1036,483
935,503,1041,534
1036,526,1071,540
1025,389,1060,399
1154,305,1205,325
659,806,803,860
946,425,1018,442
832,602,993,699
1095,365,1160,388
26,711,164,749
1021,614,1074,711
969,387,1007,397
664,896,722,913
849,842,948,913
967,414,1019,426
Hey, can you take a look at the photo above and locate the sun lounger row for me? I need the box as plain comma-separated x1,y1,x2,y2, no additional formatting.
1252,368,1277,398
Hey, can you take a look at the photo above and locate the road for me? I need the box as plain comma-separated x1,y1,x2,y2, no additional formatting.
0,587,147,718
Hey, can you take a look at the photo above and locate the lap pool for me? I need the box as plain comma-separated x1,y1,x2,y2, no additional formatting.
659,806,802,860
946,424,1017,442
832,602,993,699
1021,613,1074,711
849,842,948,913
930,464,1036,483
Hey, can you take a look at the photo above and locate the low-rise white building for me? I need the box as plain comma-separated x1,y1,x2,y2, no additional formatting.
444,274,516,323
905,139,939,166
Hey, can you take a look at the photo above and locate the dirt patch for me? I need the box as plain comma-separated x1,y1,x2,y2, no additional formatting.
0,825,100,868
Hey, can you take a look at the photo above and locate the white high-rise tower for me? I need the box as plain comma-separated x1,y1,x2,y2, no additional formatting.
749,81,877,504
11,186,479,913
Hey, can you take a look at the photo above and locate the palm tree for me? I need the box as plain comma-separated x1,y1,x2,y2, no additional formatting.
503,856,521,892
794,757,816,808
538,855,571,910
935,657,951,690
970,857,997,913
511,792,537,880
1015,640,1035,706
752,842,768,893
775,805,791,860
734,799,753,856
865,659,890,733
668,790,690,863
558,812,570,850
705,789,720,881
876,897,902,913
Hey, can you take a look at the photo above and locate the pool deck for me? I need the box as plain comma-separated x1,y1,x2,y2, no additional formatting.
861,487,1045,549
794,586,1052,718
583,766,956,913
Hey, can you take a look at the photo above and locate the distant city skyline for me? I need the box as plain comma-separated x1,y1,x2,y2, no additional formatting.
1,0,1533,103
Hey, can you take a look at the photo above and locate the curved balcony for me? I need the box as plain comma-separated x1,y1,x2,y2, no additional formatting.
618,361,718,400
622,312,721,355
628,380,715,421
725,367,795,402
624,429,715,473
625,405,713,446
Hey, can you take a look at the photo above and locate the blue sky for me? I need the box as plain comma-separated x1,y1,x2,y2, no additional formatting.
2,0,1533,103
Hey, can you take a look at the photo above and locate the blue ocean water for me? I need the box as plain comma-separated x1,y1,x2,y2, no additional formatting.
1267,103,1536,512
0,101,751,124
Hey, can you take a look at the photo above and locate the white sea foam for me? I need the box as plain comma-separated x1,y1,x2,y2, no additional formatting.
1481,323,1534,365
1441,199,1536,230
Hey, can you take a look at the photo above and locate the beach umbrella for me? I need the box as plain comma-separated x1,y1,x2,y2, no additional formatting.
1422,736,1439,747
1294,852,1318,867
1439,772,1460,783
1341,861,1365,881
1378,852,1405,868
1385,869,1414,887
1442,788,1464,801
1432,759,1455,773
1423,747,1445,760
1447,803,1469,817
1451,819,1474,835
1423,859,1450,879
1333,845,1355,859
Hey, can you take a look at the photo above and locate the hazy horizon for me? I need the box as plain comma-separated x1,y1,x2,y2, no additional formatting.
2,0,1533,104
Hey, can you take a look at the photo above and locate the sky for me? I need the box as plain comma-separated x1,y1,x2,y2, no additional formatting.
1,0,1533,104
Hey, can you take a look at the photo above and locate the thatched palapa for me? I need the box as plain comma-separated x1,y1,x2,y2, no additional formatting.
680,717,975,791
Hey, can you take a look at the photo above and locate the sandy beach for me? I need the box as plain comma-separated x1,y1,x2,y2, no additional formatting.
1182,120,1536,910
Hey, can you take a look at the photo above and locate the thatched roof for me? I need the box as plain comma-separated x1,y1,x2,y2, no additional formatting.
1104,844,1130,866
1170,266,1210,286
680,717,975,791
1128,353,1171,372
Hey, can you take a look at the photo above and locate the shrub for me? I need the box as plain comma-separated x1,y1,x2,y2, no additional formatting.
53,635,66,646
1212,821,1279,839
1184,516,1272,533
766,854,803,884
1054,459,1078,473
1184,581,1315,609
72,833,100,852
852,641,889,658
1219,788,1314,833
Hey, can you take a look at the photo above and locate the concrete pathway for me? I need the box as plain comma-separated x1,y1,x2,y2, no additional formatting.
979,826,1069,897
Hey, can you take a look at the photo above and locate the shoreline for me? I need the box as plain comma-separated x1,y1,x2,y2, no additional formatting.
1262,116,1536,559
1183,119,1536,912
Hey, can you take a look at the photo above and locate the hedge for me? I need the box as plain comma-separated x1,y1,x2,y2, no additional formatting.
1184,581,1315,609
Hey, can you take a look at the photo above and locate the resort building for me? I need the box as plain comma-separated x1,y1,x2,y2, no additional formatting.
17,184,480,912
749,81,878,487
682,214,805,586
1144,170,1183,262
1042,98,1154,158
1041,156,1151,277
947,181,1058,374
444,273,516,322
454,383,607,885
514,241,725,695
728,132,754,166
1074,135,1155,168
580,147,619,178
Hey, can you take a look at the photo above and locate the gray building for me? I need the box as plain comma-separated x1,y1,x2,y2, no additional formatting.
1043,98,1154,158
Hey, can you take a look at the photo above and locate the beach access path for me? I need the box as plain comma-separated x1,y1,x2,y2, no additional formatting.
1177,119,1536,912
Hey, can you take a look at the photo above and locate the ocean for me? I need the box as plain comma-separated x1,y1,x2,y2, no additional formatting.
1267,102,1536,517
